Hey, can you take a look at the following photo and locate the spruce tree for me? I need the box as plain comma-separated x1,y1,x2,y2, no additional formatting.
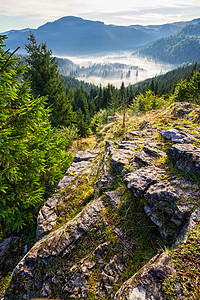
0,35,72,234
25,32,73,127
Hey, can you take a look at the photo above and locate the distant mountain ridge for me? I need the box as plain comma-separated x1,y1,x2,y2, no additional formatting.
139,21,200,64
2,16,200,56
129,18,200,39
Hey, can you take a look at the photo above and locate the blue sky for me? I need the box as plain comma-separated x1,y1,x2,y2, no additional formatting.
1,0,200,32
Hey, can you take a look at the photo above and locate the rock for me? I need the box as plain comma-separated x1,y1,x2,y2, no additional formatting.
178,208,200,244
172,102,196,118
0,237,20,259
161,128,190,143
124,131,140,141
114,252,175,300
107,115,117,123
123,166,166,198
97,152,114,189
102,255,123,293
144,180,196,238
134,150,155,166
73,150,98,162
167,143,200,176
37,149,100,237
4,198,105,299
143,146,166,158
109,148,134,174
105,190,121,207
66,160,93,176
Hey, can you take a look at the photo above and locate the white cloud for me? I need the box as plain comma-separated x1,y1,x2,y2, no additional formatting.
1,0,200,31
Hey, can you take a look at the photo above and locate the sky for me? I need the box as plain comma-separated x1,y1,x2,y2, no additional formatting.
1,0,200,32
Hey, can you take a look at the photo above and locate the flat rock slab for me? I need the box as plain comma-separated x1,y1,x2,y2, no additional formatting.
66,160,93,176
167,143,200,176
123,166,166,198
134,150,155,166
143,146,166,158
114,252,175,300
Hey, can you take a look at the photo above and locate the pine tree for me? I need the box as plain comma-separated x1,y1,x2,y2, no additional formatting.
0,35,72,234
25,32,73,127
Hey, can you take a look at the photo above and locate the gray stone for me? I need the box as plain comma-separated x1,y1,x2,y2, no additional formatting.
37,149,100,237
107,115,117,123
105,190,121,207
7,197,105,300
110,148,134,174
0,237,20,259
134,150,155,166
178,208,200,244
144,181,195,238
123,166,166,198
73,150,98,162
167,143,200,176
143,146,166,158
161,128,190,143
66,160,93,176
114,252,175,300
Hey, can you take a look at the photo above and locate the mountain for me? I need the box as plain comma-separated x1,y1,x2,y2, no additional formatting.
3,16,200,56
2,16,155,55
139,22,200,64
129,18,200,39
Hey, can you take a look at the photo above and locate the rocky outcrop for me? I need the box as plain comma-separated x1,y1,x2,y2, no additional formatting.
167,143,200,176
4,197,106,299
36,150,99,237
2,106,200,300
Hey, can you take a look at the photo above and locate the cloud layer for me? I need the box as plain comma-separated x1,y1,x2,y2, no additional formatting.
1,0,200,31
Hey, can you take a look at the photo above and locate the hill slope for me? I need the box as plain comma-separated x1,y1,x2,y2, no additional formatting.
139,22,200,64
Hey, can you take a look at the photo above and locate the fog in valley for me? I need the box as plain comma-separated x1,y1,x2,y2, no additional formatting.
57,52,177,87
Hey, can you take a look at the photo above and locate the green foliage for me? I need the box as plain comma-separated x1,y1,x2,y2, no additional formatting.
90,109,109,133
0,35,73,234
25,32,74,127
129,90,166,114
172,72,200,104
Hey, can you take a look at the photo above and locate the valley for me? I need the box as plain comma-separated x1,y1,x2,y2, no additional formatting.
57,52,177,87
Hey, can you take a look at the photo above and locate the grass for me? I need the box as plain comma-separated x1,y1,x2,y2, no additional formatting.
55,173,99,230
162,224,200,299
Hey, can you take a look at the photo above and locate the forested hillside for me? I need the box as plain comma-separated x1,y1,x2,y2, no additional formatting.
130,62,200,96
140,22,200,64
